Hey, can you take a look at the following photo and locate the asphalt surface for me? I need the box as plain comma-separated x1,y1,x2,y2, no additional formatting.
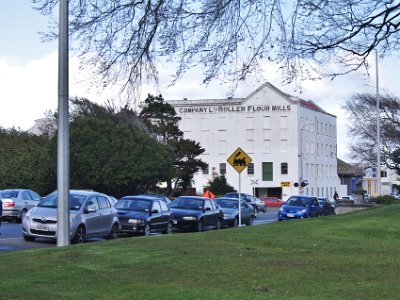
0,207,280,253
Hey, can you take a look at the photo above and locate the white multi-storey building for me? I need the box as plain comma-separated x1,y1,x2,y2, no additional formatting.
168,82,341,201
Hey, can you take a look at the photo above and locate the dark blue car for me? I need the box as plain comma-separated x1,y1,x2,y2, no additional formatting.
116,196,173,235
170,196,224,232
278,195,322,221
214,197,254,227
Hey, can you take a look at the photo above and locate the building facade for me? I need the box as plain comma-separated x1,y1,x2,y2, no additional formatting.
168,83,340,200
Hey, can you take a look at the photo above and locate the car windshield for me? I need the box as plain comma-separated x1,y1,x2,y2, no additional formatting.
215,198,238,209
170,197,204,210
285,197,310,207
38,192,86,210
1,190,18,199
115,198,152,212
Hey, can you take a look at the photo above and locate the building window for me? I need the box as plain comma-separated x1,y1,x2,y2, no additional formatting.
220,163,226,175
246,117,254,129
263,139,271,153
247,140,254,153
280,116,288,129
219,141,226,154
201,118,208,131
262,162,273,181
281,139,288,152
247,163,254,175
263,116,271,129
202,164,209,175
281,163,288,175
218,117,227,131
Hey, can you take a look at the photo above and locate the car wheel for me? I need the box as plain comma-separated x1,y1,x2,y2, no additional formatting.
216,219,221,230
197,220,203,232
162,221,172,234
107,224,119,240
23,235,35,242
71,225,86,244
253,207,258,218
246,216,254,226
143,223,151,236
18,210,27,224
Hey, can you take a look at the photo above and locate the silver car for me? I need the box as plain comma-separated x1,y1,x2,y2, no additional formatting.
22,190,119,243
1,189,42,223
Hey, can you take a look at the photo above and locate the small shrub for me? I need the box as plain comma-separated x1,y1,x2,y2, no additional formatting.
371,195,399,205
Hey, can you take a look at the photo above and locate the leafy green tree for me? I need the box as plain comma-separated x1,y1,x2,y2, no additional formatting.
64,98,174,197
0,127,55,195
139,94,206,195
203,175,235,197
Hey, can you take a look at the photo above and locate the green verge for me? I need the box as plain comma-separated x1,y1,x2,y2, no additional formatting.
1,206,400,299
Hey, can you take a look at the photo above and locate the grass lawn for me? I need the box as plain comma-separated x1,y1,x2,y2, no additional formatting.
1,205,400,299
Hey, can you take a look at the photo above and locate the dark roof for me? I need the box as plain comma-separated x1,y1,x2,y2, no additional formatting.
337,159,364,176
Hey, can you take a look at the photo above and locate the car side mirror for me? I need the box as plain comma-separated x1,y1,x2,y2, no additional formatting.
84,207,96,214
205,207,211,211
151,209,159,214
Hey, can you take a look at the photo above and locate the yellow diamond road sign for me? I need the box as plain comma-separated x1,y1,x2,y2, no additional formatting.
227,147,252,173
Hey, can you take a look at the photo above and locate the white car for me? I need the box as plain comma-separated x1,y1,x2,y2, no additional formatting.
341,195,356,204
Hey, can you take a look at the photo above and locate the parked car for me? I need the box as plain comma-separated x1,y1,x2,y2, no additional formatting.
138,194,172,206
223,192,259,217
214,197,254,227
262,196,285,207
318,197,337,216
254,197,267,212
278,195,322,221
116,195,173,235
169,196,224,232
1,189,42,223
22,190,120,243
340,195,356,204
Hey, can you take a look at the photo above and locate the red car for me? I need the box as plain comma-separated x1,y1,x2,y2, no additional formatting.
262,197,285,207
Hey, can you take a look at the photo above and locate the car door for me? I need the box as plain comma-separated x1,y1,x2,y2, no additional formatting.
240,201,252,222
150,200,164,231
202,199,215,227
310,198,320,217
83,196,102,236
20,191,33,212
97,195,114,235
159,200,171,231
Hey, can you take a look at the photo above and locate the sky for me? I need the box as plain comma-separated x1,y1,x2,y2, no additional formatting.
1,1,400,161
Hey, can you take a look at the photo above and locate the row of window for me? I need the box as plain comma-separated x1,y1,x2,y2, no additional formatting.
204,162,337,179
303,142,336,157
203,162,287,181
302,119,336,137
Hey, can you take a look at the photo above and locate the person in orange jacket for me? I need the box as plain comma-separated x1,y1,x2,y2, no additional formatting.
202,189,215,199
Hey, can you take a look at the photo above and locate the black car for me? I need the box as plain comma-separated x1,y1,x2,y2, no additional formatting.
223,192,259,217
169,196,224,232
115,196,173,235
318,197,337,216
214,197,254,227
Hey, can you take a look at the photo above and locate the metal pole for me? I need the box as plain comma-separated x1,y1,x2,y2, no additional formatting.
376,50,381,196
57,0,70,247
238,173,241,227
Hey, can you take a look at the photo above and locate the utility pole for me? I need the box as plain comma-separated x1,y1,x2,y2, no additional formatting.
376,50,381,197
57,0,70,247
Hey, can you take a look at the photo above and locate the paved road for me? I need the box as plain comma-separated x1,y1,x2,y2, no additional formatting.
0,208,279,252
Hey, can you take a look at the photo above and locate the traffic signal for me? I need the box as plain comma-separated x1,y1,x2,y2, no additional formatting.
294,182,299,187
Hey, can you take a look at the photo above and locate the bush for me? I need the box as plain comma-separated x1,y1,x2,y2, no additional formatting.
370,195,399,205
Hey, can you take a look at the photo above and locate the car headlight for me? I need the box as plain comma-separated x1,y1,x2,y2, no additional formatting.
24,210,31,221
279,206,285,212
128,219,144,224
182,216,197,221
299,209,307,214
224,214,233,219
